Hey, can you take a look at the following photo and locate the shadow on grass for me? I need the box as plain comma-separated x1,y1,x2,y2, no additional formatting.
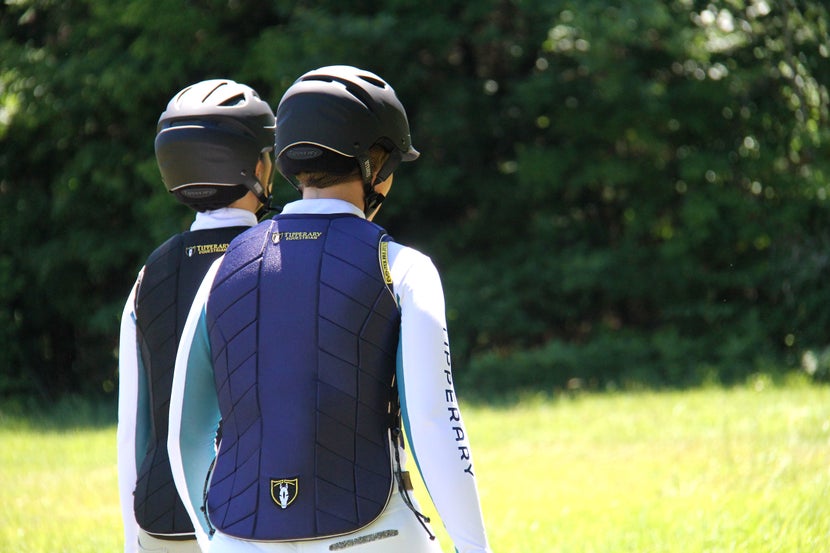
0,394,117,431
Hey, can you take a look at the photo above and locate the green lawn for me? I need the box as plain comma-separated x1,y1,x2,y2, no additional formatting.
3,377,830,552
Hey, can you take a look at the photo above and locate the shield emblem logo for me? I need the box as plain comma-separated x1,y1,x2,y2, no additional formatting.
186,246,195,257
270,478,298,509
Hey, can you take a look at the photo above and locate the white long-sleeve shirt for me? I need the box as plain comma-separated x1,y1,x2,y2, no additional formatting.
168,199,491,552
117,207,258,553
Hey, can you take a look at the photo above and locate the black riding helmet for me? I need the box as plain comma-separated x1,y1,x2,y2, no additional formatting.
274,66,418,211
155,79,276,211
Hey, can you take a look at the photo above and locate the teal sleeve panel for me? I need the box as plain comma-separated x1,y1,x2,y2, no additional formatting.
177,309,221,535
134,326,151,473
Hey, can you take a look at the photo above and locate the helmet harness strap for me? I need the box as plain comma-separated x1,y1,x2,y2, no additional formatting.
255,150,284,220
359,153,386,219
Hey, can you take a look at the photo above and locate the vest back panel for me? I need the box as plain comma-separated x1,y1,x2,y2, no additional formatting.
133,226,249,536
205,214,400,541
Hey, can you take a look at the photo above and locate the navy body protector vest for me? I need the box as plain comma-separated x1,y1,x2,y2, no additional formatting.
205,214,401,541
133,226,249,537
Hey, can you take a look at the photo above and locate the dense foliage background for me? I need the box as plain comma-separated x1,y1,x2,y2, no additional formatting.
2,0,829,399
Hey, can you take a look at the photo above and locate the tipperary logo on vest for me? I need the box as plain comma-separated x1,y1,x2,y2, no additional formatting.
271,231,323,244
186,243,230,257
270,478,298,509
380,241,393,284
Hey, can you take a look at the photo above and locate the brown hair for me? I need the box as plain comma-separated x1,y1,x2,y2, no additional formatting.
296,146,390,189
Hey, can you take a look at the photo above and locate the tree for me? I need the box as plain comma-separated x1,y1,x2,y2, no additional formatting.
450,0,830,390
1,0,829,398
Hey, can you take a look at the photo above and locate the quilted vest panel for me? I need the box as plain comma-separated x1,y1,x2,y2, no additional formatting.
205,214,400,541
133,226,249,536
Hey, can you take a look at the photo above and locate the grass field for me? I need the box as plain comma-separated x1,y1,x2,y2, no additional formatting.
2,376,830,552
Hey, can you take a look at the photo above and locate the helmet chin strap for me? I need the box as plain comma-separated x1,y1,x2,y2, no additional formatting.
364,189,385,219
248,180,273,220
254,153,282,220
358,153,387,219
256,196,282,221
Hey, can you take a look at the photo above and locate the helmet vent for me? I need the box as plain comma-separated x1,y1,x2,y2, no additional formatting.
201,81,229,103
219,94,246,107
358,75,386,89
303,74,379,110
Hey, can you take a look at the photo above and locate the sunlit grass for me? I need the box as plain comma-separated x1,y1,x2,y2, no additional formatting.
3,376,830,552
0,424,120,553
414,375,830,552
